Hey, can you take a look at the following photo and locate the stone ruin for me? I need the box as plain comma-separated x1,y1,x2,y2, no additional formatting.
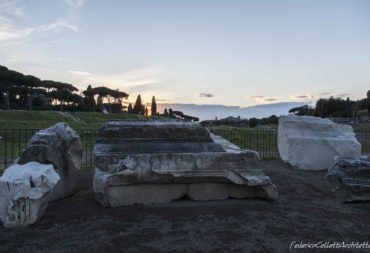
0,162,60,228
278,115,370,202
0,123,82,228
93,120,278,207
327,156,370,202
278,115,361,171
1,116,366,228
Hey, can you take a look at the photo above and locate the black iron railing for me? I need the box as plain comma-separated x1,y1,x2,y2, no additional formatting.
0,128,369,172
210,128,279,159
0,128,97,171
210,128,370,160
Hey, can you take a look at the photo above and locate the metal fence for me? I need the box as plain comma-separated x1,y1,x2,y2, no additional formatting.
0,128,97,171
211,128,370,159
210,128,279,159
355,130,370,156
0,128,369,171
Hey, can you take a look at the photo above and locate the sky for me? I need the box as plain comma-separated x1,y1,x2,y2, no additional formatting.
0,0,369,106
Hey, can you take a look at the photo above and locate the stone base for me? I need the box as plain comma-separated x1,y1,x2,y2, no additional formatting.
327,156,370,202
94,182,278,207
93,120,279,207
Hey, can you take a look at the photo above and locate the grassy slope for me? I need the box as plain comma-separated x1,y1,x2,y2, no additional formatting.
71,112,144,124
209,126,279,159
0,110,145,129
0,111,78,129
358,109,368,117
0,111,147,171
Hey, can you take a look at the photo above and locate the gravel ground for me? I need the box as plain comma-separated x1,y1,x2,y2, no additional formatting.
0,160,369,253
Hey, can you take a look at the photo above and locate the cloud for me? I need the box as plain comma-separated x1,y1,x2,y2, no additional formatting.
64,0,86,19
199,93,214,98
68,70,92,76
0,18,79,42
291,94,315,100
337,93,350,97
320,92,331,95
0,16,29,41
0,0,25,18
264,98,278,102
0,0,85,43
77,67,167,91
39,19,79,32
65,0,86,9
249,95,264,99
249,95,279,103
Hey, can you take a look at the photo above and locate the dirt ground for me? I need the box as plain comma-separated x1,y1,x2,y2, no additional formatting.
0,160,369,253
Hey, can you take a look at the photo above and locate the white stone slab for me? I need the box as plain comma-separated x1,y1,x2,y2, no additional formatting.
278,115,361,170
0,162,60,228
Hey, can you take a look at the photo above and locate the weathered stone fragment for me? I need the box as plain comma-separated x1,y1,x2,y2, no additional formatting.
93,121,278,207
18,122,82,200
278,115,361,170
0,162,60,228
327,156,370,202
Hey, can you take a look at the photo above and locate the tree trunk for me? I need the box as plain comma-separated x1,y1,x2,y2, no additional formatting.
27,95,32,111
5,91,10,110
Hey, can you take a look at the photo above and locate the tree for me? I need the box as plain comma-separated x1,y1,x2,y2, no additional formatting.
315,99,329,117
16,75,41,110
133,94,143,114
145,107,149,117
127,103,133,114
83,85,96,112
314,97,356,118
267,115,278,124
0,65,133,112
172,110,199,121
41,80,78,92
0,66,23,109
289,105,314,116
169,108,173,118
163,108,169,117
48,89,81,111
367,90,370,119
249,118,258,128
41,80,80,111
151,96,157,116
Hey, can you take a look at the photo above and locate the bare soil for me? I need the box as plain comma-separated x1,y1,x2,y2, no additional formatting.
1,160,369,253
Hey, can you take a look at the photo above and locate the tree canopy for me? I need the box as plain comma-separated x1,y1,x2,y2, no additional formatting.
133,95,143,114
0,65,129,112
151,96,157,116
289,93,369,119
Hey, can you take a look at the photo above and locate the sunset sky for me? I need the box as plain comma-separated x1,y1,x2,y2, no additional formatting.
0,0,369,106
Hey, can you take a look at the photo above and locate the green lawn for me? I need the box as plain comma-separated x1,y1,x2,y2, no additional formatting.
0,110,146,129
0,110,147,171
209,126,279,159
358,109,368,117
71,112,145,124
0,110,77,129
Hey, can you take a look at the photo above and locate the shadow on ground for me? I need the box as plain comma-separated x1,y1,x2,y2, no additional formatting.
0,160,369,253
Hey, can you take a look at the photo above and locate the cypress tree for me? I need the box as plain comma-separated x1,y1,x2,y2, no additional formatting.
145,107,149,117
127,103,133,114
151,96,157,116
133,94,142,114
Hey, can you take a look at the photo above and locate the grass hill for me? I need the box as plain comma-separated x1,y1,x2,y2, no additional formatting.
0,110,145,129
